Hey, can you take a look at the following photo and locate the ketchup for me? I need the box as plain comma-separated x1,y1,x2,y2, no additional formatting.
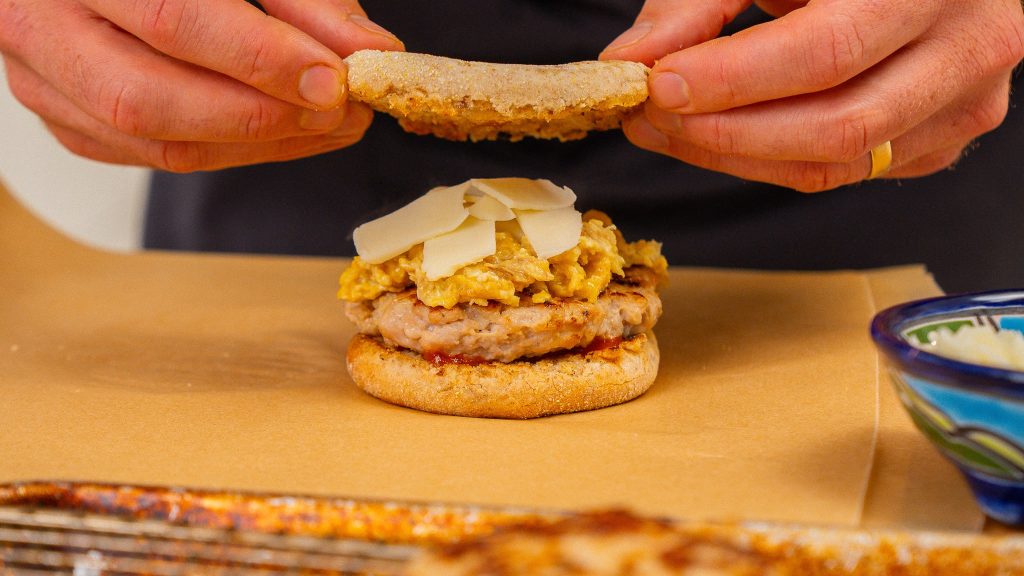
580,336,623,353
423,351,488,366
423,336,624,365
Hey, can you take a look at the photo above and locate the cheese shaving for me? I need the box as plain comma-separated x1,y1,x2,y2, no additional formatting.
353,185,468,264
515,207,583,260
422,217,497,281
470,178,576,210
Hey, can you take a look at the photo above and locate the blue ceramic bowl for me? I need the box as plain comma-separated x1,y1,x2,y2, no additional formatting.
871,290,1024,525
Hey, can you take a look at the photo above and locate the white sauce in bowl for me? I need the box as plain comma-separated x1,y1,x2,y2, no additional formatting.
914,325,1024,371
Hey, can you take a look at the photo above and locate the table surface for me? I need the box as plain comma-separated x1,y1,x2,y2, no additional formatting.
0,178,990,533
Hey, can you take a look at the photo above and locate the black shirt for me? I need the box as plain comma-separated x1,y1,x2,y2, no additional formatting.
145,0,1024,293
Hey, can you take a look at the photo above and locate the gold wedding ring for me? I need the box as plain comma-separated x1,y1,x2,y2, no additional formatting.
868,141,893,179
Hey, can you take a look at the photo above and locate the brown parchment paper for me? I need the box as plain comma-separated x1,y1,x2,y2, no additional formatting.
0,180,979,530
861,267,985,531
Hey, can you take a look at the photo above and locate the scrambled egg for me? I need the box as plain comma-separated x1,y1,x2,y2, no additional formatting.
338,211,668,309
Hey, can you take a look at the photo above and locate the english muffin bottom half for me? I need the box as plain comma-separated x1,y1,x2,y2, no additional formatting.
346,331,659,419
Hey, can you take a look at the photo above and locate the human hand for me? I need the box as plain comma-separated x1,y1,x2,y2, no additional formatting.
601,0,1024,192
0,0,403,172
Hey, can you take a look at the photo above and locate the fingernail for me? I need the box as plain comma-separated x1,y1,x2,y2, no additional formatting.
627,117,670,151
300,107,347,131
349,15,404,47
645,105,683,135
604,22,653,54
299,65,344,108
650,71,691,112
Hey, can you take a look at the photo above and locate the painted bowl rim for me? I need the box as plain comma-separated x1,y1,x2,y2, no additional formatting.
870,289,1024,400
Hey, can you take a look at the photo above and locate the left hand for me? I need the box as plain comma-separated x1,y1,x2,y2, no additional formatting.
0,0,402,172
601,0,1024,192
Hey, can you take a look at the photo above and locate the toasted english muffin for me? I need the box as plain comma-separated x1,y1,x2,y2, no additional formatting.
344,50,649,142
346,332,659,419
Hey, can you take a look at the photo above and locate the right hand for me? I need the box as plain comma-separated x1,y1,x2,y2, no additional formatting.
602,0,1024,192
0,0,403,172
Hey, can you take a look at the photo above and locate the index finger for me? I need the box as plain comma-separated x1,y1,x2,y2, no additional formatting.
648,0,939,114
600,0,752,65
82,0,401,110
259,0,406,59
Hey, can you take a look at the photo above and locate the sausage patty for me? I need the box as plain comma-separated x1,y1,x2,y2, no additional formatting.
345,279,662,363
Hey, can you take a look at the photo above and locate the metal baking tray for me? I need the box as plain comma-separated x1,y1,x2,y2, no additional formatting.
1,481,1022,575
0,481,557,575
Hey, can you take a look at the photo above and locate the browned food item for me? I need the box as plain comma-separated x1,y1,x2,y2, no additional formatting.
344,50,649,142
404,510,1024,575
405,510,783,576
346,332,658,419
345,276,661,363
6,484,1022,574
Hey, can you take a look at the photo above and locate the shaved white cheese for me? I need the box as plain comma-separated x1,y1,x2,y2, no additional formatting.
470,178,576,210
514,206,582,260
445,180,473,200
352,177,583,272
495,218,525,240
422,217,496,280
460,180,482,197
353,185,468,264
467,194,515,221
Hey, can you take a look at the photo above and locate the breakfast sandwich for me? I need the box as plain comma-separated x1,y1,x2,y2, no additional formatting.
344,50,650,142
338,178,667,418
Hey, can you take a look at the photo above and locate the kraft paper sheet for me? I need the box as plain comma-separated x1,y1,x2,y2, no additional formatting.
0,180,981,531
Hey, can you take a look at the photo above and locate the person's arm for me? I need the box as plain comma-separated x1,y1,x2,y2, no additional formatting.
0,0,403,172
602,0,1024,192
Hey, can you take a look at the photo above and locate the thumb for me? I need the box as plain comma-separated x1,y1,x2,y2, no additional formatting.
600,0,752,65
260,0,405,57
